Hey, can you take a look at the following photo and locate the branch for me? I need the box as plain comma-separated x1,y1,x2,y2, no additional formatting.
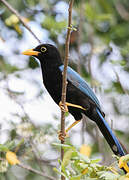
18,163,56,180
0,157,56,180
60,0,74,180
0,0,41,43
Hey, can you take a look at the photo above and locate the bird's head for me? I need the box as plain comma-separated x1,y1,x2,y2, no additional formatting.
22,44,63,66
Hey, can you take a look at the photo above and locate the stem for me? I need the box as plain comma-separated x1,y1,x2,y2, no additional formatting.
0,0,41,43
60,0,74,180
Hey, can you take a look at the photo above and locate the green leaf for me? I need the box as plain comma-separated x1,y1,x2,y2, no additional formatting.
0,145,9,152
70,175,82,180
52,143,75,150
62,149,73,168
53,167,68,178
91,159,101,164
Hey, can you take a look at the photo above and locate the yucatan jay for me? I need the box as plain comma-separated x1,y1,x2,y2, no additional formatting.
22,44,128,172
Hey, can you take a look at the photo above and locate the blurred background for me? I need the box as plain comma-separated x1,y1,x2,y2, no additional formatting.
0,0,129,179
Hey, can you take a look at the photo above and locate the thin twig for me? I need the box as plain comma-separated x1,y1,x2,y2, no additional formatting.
0,0,41,43
18,163,56,180
0,157,56,180
60,1,74,180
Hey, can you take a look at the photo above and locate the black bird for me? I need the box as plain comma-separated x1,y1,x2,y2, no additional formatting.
22,44,127,167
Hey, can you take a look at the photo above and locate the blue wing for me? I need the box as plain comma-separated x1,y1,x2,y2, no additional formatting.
59,65,101,110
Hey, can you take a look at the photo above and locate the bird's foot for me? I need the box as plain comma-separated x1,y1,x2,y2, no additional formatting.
59,101,68,112
58,131,69,141
119,155,129,173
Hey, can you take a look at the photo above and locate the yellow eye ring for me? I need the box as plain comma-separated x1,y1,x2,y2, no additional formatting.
41,47,47,52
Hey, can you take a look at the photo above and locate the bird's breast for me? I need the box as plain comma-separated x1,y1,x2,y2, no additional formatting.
42,68,62,104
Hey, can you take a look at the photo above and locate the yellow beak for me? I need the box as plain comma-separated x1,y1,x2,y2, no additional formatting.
22,49,39,56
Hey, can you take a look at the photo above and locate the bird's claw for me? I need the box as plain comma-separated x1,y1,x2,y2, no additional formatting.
58,131,69,141
59,101,68,112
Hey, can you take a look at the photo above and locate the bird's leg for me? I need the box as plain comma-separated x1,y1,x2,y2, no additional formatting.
59,101,86,112
58,120,81,141
58,101,85,141
65,120,81,133
65,102,86,111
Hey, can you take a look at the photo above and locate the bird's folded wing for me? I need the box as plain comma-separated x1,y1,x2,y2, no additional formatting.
59,65,101,110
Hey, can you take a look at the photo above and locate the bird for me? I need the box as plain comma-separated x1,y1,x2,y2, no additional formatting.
22,44,128,172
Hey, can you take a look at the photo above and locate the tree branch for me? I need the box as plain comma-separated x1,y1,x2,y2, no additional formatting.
0,0,41,43
0,157,56,180
60,0,74,180
18,163,56,180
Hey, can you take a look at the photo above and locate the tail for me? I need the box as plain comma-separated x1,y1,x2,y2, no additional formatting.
95,108,125,156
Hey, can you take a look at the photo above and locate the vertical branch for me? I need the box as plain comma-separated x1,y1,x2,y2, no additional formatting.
60,0,74,180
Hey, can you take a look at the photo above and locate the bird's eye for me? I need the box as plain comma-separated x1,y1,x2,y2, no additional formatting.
41,46,47,52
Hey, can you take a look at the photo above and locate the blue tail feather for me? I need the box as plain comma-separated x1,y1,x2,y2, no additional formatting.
96,108,125,156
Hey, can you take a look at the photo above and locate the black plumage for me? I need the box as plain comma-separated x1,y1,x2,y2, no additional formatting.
22,44,126,158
